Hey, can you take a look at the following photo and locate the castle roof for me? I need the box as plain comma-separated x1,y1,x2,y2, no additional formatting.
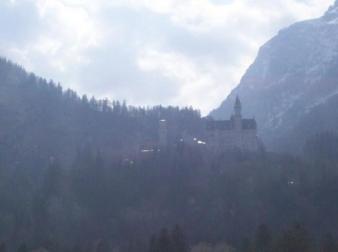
206,120,232,131
242,119,257,130
206,96,257,131
206,118,257,131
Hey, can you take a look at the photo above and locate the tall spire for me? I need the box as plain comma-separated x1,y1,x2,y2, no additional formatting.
234,96,242,117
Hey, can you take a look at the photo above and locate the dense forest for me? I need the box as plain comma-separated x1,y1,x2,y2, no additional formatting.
1,58,338,252
0,57,203,164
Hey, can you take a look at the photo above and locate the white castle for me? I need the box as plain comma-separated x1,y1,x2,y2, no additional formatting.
206,97,260,152
157,97,261,152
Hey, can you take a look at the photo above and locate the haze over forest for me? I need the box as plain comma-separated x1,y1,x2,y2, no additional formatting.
1,1,338,252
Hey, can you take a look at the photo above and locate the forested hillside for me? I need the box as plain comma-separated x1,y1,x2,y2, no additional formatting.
0,57,202,165
1,58,338,252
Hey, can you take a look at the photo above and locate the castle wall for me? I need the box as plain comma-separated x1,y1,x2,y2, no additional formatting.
240,129,259,151
206,128,259,152
159,120,168,147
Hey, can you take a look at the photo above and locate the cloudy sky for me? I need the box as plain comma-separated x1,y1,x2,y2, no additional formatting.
0,0,334,114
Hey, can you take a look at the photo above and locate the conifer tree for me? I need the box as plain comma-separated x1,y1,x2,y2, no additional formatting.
158,229,172,252
96,240,110,252
149,235,158,252
278,224,312,252
239,238,252,252
171,225,188,252
254,224,272,252
17,243,28,252
0,243,6,252
321,234,338,252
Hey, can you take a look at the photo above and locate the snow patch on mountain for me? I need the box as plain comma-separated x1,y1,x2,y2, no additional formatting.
211,1,338,150
266,92,303,129
306,88,338,113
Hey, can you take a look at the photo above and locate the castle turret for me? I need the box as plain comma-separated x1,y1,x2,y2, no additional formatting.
234,96,242,117
233,96,242,130
159,119,168,147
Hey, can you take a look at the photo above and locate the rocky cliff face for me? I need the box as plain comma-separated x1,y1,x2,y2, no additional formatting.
211,1,338,151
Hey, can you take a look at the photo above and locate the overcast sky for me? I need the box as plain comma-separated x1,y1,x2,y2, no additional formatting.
0,0,334,114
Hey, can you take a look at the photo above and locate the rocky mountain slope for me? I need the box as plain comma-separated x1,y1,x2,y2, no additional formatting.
211,1,338,151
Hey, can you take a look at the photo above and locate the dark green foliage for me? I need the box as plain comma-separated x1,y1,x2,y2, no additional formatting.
239,238,252,252
96,240,110,252
254,225,272,252
320,234,338,252
158,229,172,252
171,225,188,252
0,243,6,252
304,132,338,162
1,58,338,252
17,243,28,252
149,226,188,252
278,224,312,252
0,57,202,169
149,235,158,252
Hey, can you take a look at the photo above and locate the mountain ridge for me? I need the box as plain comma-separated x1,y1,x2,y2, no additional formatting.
211,1,338,151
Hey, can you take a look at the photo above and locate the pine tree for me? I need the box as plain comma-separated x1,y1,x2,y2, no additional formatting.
42,158,62,200
321,234,338,252
149,235,158,252
71,245,83,252
96,240,110,252
278,224,312,252
239,238,252,252
171,225,188,252
17,243,28,252
255,224,272,252
0,243,6,252
158,228,172,252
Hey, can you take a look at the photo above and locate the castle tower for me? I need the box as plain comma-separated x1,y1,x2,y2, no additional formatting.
206,96,260,152
234,96,242,117
159,119,168,147
233,96,242,130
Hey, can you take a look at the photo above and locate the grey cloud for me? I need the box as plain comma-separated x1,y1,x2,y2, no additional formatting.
71,7,181,105
0,1,40,46
77,44,179,106
0,0,333,114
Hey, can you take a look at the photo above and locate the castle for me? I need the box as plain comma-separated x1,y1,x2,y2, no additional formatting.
155,97,260,152
205,97,260,152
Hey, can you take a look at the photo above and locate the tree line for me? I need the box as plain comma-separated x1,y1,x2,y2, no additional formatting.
1,58,338,251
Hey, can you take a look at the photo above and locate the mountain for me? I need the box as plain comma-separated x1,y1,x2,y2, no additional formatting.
2,28,338,252
211,1,338,152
